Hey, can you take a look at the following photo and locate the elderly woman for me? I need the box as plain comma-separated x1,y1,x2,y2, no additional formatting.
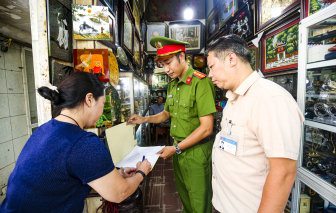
0,72,151,212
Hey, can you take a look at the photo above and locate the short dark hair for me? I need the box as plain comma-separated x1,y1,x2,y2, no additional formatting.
175,51,186,63
38,72,105,117
205,34,251,64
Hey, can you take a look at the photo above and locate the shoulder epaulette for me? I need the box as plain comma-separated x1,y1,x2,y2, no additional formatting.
193,71,207,79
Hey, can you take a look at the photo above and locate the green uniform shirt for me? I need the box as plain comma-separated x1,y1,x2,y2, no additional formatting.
164,66,216,141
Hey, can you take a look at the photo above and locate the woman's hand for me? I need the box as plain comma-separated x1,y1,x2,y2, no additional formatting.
124,167,137,178
136,159,151,175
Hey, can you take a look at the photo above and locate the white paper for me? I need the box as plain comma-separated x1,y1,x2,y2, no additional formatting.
252,31,264,48
116,146,165,168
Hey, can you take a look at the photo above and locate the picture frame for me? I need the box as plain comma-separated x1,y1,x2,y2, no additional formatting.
114,5,119,45
265,72,298,100
262,18,299,73
47,0,73,62
152,74,169,89
134,34,141,67
141,19,147,41
255,0,300,33
193,54,206,68
51,61,74,86
249,44,257,71
97,0,115,15
169,20,204,53
73,49,110,82
132,0,141,36
72,4,110,40
227,4,253,40
207,10,219,41
304,0,334,17
146,22,168,54
218,0,239,28
121,3,134,55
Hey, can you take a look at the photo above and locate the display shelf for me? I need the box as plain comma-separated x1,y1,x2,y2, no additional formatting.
308,29,336,44
305,120,336,133
296,4,336,213
307,59,336,69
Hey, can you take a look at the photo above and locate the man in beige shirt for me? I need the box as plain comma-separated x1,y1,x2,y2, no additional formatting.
206,35,304,213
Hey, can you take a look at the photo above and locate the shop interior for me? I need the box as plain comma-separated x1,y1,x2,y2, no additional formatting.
1,0,336,212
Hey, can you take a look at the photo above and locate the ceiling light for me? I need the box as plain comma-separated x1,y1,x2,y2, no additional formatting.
184,6,193,20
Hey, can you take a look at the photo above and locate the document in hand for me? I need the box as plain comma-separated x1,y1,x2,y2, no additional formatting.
105,122,165,169
115,146,165,168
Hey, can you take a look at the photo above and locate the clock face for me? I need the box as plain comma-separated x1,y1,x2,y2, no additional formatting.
117,47,129,66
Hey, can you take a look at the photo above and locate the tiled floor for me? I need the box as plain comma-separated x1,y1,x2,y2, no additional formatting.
144,136,183,213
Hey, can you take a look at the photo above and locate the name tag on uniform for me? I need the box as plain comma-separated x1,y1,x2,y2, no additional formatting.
168,95,173,98
219,136,238,156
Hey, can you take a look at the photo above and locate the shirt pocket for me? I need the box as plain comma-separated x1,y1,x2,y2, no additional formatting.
179,98,196,119
167,99,174,113
229,124,245,157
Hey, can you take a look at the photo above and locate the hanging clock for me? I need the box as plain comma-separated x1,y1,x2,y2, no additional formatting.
116,47,129,66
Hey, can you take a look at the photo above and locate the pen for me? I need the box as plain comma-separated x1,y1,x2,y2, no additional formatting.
142,156,145,162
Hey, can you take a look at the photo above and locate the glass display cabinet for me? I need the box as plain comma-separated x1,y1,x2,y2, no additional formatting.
295,4,336,213
116,72,150,146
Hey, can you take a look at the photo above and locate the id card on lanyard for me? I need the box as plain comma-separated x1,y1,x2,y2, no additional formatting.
219,120,239,156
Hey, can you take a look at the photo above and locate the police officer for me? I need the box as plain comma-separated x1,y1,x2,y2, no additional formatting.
127,36,216,213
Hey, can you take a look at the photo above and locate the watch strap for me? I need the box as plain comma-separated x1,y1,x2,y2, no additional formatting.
136,170,146,184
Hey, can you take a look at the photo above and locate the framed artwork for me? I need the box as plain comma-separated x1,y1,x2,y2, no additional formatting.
146,22,167,54
255,0,300,33
263,18,299,73
108,50,119,87
122,3,134,55
207,10,219,41
72,4,110,40
132,0,141,36
146,56,155,69
97,0,115,14
152,74,168,89
193,55,206,68
249,45,257,71
73,49,110,82
305,0,334,17
108,15,115,44
227,4,253,40
114,5,119,45
169,20,204,53
186,54,193,65
51,61,74,86
265,72,298,100
134,34,141,67
47,0,73,62
219,0,239,28
141,19,147,41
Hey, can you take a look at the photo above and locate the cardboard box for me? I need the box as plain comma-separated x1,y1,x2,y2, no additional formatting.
300,194,311,213
308,44,335,63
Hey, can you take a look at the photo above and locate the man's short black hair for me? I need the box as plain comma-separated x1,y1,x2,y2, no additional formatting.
205,34,251,64
175,51,186,63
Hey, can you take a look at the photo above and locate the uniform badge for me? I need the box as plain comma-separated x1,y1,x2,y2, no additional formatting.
186,76,192,85
193,71,207,79
155,41,163,49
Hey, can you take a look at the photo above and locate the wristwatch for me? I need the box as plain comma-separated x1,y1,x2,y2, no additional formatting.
175,144,182,154
136,170,146,184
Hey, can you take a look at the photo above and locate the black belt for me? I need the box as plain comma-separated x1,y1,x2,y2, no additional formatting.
174,136,211,146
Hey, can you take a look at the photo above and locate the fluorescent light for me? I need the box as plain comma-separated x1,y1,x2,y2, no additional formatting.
184,7,193,20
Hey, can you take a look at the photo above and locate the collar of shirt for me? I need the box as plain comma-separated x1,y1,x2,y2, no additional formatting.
172,65,194,86
226,71,260,101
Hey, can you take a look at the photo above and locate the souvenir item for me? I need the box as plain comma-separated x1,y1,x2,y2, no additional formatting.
146,22,167,53
73,49,110,82
227,5,253,40
72,4,110,40
48,0,73,62
193,55,206,68
109,51,119,87
169,20,204,53
122,3,134,54
133,0,140,35
219,0,239,28
117,47,129,66
207,10,219,41
263,18,299,73
105,85,121,122
134,34,141,66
